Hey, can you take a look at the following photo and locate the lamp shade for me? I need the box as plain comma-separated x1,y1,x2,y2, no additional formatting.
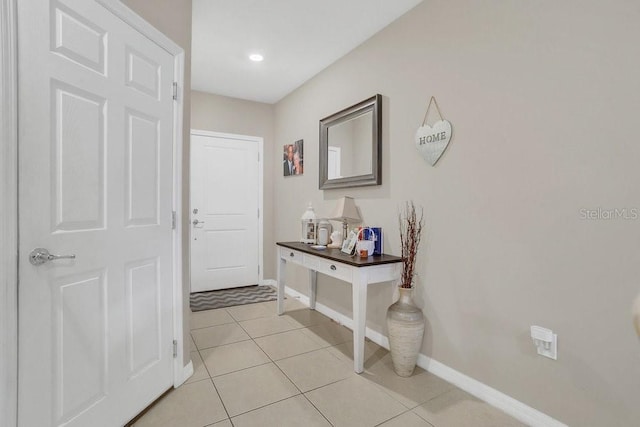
330,196,361,223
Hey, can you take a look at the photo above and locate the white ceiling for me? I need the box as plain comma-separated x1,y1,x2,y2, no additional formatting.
191,0,423,104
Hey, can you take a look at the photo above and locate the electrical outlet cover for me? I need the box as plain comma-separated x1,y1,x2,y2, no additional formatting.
536,333,557,360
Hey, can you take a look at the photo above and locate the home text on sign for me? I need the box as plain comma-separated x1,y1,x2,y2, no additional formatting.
418,131,447,145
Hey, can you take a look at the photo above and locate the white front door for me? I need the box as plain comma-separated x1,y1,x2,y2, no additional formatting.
18,1,177,426
190,131,261,292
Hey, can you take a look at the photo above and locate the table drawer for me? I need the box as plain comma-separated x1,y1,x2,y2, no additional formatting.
303,254,320,270
281,248,303,265
315,258,352,282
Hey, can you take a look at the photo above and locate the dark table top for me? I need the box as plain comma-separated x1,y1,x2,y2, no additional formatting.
276,241,403,267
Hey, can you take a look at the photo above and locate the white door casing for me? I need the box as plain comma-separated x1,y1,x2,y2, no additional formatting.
17,1,183,426
190,131,263,293
0,1,18,426
328,146,342,179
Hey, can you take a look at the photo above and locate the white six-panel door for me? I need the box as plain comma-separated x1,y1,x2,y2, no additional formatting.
190,132,261,292
18,1,176,426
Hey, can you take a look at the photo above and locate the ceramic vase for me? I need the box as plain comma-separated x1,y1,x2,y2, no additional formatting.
386,286,425,377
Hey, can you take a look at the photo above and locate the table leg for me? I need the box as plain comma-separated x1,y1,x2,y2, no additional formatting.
277,256,286,315
309,269,317,310
352,269,368,373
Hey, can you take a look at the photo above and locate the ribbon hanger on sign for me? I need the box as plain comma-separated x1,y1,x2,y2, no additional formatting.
421,96,444,126
415,96,452,166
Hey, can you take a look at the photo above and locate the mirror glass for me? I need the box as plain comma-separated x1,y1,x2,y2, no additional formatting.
319,95,381,189
327,112,372,179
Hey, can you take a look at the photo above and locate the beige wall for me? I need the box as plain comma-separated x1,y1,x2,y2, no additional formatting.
191,91,276,278
273,0,640,425
120,0,193,366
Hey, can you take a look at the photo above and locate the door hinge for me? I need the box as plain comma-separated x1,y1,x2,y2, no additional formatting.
171,211,176,229
257,152,260,162
172,82,178,101
173,340,178,358
257,208,260,218
258,265,260,274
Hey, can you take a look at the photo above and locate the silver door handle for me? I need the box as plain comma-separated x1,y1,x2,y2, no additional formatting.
192,219,205,225
29,248,76,266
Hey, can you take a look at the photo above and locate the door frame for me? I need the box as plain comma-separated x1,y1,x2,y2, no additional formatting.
0,0,18,425
1,2,189,425
189,130,265,289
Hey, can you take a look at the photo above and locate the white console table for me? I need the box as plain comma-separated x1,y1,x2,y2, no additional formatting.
276,242,402,373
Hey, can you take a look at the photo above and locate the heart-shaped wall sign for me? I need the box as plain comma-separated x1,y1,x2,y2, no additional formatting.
415,120,452,166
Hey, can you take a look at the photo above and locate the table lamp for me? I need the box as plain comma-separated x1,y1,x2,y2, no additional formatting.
330,196,362,240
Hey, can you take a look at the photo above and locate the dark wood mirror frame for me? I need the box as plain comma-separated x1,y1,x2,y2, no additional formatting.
319,94,382,190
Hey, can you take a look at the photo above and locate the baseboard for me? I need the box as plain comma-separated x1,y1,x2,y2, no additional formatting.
283,285,566,427
175,360,193,387
284,286,390,349
283,286,309,303
260,279,277,287
418,355,566,427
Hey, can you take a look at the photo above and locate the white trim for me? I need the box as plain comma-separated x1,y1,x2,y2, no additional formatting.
189,129,265,291
178,360,193,386
95,0,182,55
0,0,18,425
283,286,388,348
417,356,567,427
261,279,277,287
283,285,566,427
171,53,186,386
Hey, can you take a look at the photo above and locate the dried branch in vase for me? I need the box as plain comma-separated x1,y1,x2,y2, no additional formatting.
398,201,424,288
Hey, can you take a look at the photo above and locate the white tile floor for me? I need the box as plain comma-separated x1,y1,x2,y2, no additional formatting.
132,297,525,427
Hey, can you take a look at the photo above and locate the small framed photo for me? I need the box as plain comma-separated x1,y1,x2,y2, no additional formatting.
341,230,358,255
283,139,304,176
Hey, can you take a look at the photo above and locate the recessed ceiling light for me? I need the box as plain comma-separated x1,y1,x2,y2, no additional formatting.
249,53,264,62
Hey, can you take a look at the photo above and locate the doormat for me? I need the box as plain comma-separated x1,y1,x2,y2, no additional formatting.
190,285,279,312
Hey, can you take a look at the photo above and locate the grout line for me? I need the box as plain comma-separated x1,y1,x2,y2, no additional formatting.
300,375,356,394
411,407,437,426
257,333,336,427
197,337,262,354
189,320,237,331
189,302,352,426
246,310,346,427
208,378,233,426
372,409,435,427
191,331,233,424
209,361,273,379
195,313,236,427
193,337,253,352
198,332,334,378
228,393,304,420
196,305,304,422
233,308,305,418
299,386,336,427
301,393,336,427
271,346,332,364
179,376,214,386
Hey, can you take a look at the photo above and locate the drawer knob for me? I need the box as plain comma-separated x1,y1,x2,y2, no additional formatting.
330,265,337,271
290,252,295,257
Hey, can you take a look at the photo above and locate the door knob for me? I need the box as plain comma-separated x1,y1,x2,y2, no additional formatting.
29,248,76,266
192,219,205,226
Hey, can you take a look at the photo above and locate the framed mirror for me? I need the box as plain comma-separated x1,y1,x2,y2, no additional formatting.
319,94,382,190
